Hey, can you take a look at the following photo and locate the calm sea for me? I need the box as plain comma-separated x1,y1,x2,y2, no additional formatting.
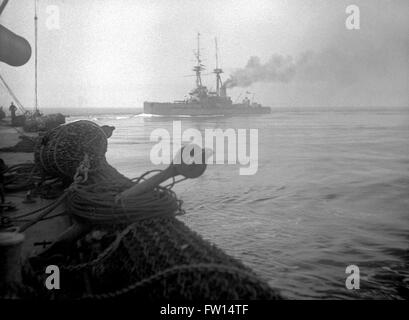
66,107,409,299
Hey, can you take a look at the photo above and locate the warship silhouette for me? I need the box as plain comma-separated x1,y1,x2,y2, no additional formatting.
143,34,271,116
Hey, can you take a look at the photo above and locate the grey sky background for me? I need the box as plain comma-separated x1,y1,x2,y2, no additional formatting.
0,0,408,109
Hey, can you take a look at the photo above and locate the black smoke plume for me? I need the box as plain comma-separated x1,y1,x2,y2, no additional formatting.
224,53,310,88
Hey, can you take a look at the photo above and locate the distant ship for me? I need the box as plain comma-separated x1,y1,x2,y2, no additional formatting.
143,34,271,116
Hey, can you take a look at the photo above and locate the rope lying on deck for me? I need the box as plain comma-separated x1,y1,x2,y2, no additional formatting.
67,162,185,225
2,160,184,230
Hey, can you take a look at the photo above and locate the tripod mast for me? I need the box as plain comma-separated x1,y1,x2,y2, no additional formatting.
213,38,223,96
193,32,205,89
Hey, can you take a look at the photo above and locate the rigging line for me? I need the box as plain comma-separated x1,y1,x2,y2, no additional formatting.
0,0,9,17
0,73,26,113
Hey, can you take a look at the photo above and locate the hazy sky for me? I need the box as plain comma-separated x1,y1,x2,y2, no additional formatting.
0,0,408,109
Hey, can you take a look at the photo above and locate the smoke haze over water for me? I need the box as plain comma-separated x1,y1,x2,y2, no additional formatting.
224,53,310,88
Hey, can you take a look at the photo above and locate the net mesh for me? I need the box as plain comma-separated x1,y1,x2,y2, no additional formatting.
34,120,108,178
26,217,281,300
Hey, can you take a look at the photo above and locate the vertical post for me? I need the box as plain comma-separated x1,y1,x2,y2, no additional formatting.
34,0,38,113
215,38,219,96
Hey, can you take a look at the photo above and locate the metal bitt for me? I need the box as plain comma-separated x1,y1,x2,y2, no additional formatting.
0,232,25,287
116,146,208,203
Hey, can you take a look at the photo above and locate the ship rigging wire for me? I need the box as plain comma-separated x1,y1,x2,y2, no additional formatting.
0,0,9,16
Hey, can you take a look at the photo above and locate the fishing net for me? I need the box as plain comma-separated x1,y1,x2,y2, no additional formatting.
26,216,280,300
34,120,108,178
22,120,281,300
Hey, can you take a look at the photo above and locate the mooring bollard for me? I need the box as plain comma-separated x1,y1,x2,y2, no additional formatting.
0,231,25,287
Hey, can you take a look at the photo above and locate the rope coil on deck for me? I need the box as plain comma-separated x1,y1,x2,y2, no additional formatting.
66,168,185,226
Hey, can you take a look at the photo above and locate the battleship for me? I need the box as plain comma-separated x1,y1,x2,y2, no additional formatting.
144,34,271,116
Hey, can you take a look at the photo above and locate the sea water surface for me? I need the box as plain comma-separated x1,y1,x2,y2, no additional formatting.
68,107,409,299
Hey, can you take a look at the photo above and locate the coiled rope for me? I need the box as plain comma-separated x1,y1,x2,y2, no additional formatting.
3,160,185,231
67,169,185,226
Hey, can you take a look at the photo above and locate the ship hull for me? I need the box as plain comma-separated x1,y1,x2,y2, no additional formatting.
144,102,271,116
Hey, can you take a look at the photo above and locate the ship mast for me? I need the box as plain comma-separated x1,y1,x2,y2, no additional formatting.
193,32,204,89
34,0,39,113
213,37,223,96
